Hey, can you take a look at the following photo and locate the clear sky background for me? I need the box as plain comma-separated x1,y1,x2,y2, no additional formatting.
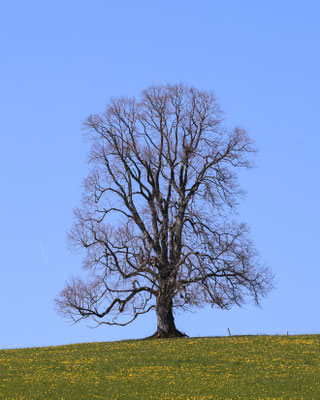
1,0,319,349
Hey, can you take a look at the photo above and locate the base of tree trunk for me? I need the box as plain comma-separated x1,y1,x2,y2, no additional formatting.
145,328,188,339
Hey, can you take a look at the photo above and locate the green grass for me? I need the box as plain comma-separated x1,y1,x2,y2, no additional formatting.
0,335,319,399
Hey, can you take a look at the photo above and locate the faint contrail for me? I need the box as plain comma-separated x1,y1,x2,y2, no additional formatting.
40,241,48,264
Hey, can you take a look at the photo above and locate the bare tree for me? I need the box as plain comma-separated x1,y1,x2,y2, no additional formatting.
55,83,273,338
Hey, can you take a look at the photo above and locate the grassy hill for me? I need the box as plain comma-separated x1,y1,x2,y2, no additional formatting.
0,335,319,399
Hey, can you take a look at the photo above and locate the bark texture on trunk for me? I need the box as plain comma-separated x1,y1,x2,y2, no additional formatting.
147,290,187,339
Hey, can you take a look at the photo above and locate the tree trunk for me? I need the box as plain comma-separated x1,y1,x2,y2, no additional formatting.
147,282,187,339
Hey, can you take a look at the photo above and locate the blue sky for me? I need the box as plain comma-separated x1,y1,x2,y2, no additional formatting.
1,0,319,349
